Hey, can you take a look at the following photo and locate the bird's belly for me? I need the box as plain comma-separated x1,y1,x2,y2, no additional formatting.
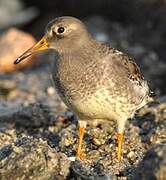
53,74,141,120
69,88,131,120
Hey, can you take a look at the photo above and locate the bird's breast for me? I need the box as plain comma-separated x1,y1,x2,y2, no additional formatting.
52,55,105,103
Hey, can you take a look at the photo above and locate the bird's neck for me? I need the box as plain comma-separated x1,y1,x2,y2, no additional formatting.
58,38,101,64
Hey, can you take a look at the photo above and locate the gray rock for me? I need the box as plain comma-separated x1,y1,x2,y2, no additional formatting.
0,103,55,127
135,144,166,180
0,137,72,179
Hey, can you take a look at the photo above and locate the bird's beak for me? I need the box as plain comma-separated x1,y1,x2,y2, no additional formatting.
14,37,49,64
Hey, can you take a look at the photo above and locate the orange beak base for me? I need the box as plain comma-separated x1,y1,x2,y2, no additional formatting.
14,37,49,64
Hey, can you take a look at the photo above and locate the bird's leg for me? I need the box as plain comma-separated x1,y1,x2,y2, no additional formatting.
117,133,124,161
77,120,87,159
117,119,126,161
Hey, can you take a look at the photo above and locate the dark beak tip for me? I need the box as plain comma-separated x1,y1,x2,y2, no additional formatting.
14,58,21,65
14,60,18,65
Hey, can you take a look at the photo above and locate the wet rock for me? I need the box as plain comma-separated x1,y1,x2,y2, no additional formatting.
0,28,36,73
135,144,166,180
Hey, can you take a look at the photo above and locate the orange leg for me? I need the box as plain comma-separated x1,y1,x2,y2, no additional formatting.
76,127,85,158
117,133,124,161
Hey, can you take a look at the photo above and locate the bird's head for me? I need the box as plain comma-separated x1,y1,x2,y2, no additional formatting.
14,16,91,64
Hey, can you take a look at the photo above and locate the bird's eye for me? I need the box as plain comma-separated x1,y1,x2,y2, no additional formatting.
57,27,65,34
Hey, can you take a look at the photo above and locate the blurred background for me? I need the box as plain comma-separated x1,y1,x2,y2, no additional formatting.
0,0,166,106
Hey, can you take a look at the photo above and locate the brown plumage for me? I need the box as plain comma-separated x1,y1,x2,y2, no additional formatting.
14,16,153,161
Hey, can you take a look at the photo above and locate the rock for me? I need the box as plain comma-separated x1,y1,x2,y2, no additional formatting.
127,151,136,161
0,145,13,161
0,80,16,98
135,144,166,180
0,28,36,73
137,103,166,145
0,103,55,127
0,137,72,179
70,160,114,179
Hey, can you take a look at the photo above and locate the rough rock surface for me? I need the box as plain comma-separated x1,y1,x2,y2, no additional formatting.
135,144,166,180
0,137,72,179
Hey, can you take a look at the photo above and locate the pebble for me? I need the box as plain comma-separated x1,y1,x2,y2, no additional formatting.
47,86,56,96
127,151,135,160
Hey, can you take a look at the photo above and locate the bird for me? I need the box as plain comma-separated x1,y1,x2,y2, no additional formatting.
14,16,154,161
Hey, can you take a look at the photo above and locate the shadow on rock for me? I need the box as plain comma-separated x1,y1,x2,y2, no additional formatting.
134,144,166,180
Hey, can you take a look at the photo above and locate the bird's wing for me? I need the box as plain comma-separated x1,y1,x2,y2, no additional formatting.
100,43,152,103
114,51,145,87
100,43,146,88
